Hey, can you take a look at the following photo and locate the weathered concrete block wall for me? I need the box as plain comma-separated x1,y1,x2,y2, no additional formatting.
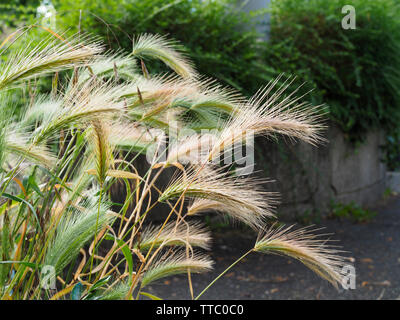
386,171,400,193
255,124,386,221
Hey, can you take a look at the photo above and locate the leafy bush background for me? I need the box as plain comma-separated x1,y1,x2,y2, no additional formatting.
55,0,271,96
266,0,400,146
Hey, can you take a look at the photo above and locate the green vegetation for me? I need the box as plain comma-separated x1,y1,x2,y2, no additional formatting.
267,0,400,146
55,0,269,95
329,201,376,223
295,209,322,225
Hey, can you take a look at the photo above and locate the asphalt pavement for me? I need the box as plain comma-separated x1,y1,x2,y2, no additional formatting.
144,196,400,300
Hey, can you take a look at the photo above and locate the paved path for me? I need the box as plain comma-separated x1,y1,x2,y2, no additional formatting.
145,196,400,300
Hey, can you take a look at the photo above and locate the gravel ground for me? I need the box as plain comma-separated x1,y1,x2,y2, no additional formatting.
144,196,400,300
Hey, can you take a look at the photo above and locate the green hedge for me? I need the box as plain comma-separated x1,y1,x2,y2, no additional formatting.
0,1,269,95
266,0,400,145
53,0,270,96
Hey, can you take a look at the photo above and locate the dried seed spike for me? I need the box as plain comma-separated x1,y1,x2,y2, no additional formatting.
161,165,278,229
254,224,348,288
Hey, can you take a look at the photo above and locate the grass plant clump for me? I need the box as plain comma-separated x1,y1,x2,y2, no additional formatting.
0,27,349,300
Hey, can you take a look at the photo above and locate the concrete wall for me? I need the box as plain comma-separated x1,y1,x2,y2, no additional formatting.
386,171,400,193
255,124,387,221
239,0,270,39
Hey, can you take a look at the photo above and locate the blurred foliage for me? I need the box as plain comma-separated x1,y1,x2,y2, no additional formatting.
0,0,37,30
329,200,376,223
53,0,271,96
382,129,400,171
266,0,400,147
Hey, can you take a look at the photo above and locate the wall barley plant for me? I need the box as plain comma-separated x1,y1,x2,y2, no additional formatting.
0,27,349,300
